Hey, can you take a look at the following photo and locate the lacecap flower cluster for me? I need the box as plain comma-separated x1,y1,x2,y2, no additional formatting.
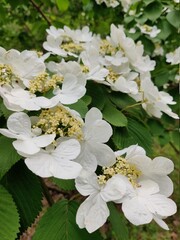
0,24,178,233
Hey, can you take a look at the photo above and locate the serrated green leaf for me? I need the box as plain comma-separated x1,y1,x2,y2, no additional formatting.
33,200,102,240
66,99,88,118
103,101,127,127
127,118,152,155
53,178,75,191
0,136,21,180
1,161,43,232
147,120,164,136
112,127,135,150
108,203,129,240
56,0,69,12
144,1,162,21
0,185,20,240
167,10,180,29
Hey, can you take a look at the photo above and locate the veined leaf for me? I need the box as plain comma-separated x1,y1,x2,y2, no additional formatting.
144,1,162,21
108,203,129,240
103,101,127,127
67,99,88,118
0,185,20,240
167,10,180,29
0,136,21,180
1,161,43,232
33,200,102,240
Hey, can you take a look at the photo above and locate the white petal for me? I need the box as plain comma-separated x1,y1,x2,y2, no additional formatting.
50,159,82,179
52,139,81,160
84,118,112,143
0,129,18,139
85,108,102,126
137,179,159,196
7,112,31,136
75,143,97,172
153,216,169,230
13,139,40,155
151,175,173,197
101,174,133,202
33,134,55,147
122,197,153,225
88,142,116,167
76,194,109,233
25,151,52,177
146,194,177,217
151,157,174,175
75,171,99,196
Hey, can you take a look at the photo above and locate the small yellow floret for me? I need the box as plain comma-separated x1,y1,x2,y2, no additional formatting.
98,156,141,187
100,40,116,55
36,106,83,139
29,73,63,93
0,64,18,85
61,42,84,54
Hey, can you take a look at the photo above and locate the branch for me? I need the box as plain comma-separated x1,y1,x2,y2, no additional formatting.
39,177,54,206
29,0,51,26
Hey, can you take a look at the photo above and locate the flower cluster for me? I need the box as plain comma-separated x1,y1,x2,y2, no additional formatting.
95,0,133,11
0,24,177,233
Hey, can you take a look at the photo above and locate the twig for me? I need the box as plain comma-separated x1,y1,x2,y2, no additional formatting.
29,0,51,26
39,177,54,206
169,142,180,155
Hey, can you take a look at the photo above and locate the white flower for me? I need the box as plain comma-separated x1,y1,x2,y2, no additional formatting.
64,26,93,43
80,46,109,82
166,47,180,65
115,144,175,196
0,47,45,87
109,24,155,73
95,0,120,8
138,24,161,38
130,73,179,119
47,60,87,105
0,112,55,156
25,139,82,179
75,171,132,233
75,108,116,172
0,85,53,111
121,179,177,230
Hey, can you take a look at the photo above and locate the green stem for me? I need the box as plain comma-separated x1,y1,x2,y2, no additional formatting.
121,102,143,112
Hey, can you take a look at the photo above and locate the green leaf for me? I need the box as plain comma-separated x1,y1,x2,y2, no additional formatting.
103,101,128,127
157,19,172,40
1,161,43,232
33,200,102,240
56,0,69,12
0,136,21,180
86,82,106,110
147,120,164,136
167,10,180,29
0,184,20,240
67,99,88,118
127,118,152,155
144,1,163,21
53,178,75,191
0,102,13,118
108,203,129,240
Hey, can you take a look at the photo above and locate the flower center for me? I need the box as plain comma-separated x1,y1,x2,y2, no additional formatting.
35,105,83,139
29,73,63,93
98,156,142,187
0,64,18,86
61,42,84,54
100,39,116,56
106,68,119,82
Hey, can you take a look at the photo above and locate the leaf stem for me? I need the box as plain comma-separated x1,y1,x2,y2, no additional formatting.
121,102,142,112
29,0,51,26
